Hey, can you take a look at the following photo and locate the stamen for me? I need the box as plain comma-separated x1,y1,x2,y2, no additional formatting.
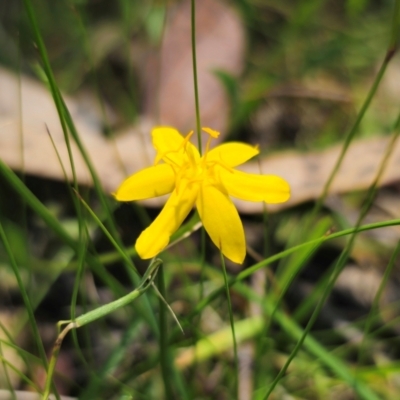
204,136,213,159
202,127,220,139
202,127,220,162
153,131,194,166
208,160,234,173
182,131,197,165
182,130,195,147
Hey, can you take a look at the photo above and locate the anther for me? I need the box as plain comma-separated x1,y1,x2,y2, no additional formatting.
202,127,220,139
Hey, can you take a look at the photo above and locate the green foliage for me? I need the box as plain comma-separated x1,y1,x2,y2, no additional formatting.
1,0,400,399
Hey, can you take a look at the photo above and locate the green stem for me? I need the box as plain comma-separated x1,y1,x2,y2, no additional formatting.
158,266,174,399
264,105,400,400
191,217,400,319
22,0,77,187
0,222,47,369
231,285,379,400
265,297,379,400
42,259,162,400
199,219,206,300
191,0,202,153
311,0,400,219
357,240,400,366
24,0,142,300
221,252,239,399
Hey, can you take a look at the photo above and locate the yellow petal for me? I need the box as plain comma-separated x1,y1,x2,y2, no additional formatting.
220,169,290,203
135,181,198,259
207,142,259,167
114,164,175,201
152,126,200,165
196,184,245,264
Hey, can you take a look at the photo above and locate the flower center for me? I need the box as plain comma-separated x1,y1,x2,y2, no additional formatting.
194,128,219,179
157,127,230,192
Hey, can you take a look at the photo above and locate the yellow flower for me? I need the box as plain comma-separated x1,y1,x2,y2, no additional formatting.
115,127,290,264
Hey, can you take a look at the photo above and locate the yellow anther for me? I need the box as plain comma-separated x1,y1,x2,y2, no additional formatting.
202,127,220,139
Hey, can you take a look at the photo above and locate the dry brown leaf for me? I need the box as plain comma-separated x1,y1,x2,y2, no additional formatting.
1,74,400,215
142,0,245,136
238,135,400,213
0,390,76,400
0,0,245,196
0,67,155,193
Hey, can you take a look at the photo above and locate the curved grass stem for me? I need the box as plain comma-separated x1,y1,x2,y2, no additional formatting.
42,259,162,400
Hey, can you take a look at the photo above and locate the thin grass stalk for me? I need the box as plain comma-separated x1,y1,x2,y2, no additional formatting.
69,227,93,389
187,218,400,325
43,259,162,399
0,353,39,392
263,91,400,400
73,190,159,333
310,0,400,219
258,217,331,369
232,284,380,400
0,342,16,399
199,226,206,300
357,240,400,366
0,161,128,295
22,0,80,215
220,252,239,398
356,111,400,365
189,8,208,390
191,0,202,153
264,293,380,400
291,264,333,322
71,3,115,136
46,125,91,357
25,11,103,384
0,221,47,368
190,0,207,303
27,213,200,274
19,0,132,297
262,249,356,399
155,272,189,399
185,279,380,400
23,0,144,302
119,0,141,123
59,95,161,335
57,97,141,273
78,320,142,398
158,266,174,399
46,126,92,338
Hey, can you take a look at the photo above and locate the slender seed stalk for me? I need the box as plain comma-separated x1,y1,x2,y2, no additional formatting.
191,0,207,306
221,252,239,399
191,0,202,154
158,267,174,399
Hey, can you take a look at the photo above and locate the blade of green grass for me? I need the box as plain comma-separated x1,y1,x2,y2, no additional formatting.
221,251,239,399
0,219,47,369
232,285,380,400
311,0,400,219
187,217,400,322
